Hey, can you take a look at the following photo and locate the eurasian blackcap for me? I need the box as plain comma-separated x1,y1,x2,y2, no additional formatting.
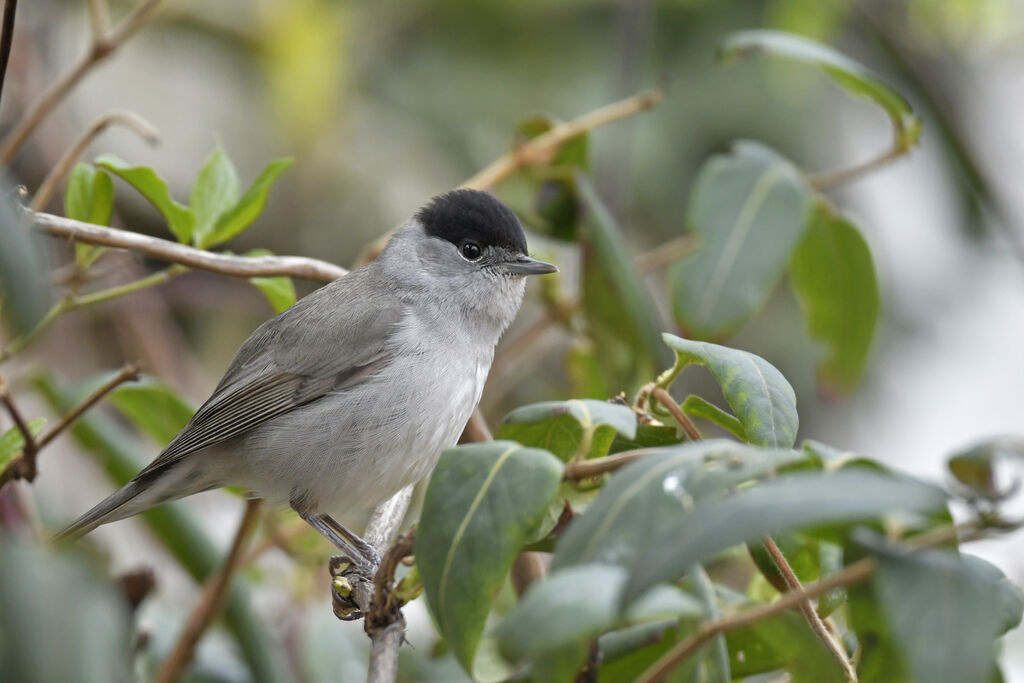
58,189,557,573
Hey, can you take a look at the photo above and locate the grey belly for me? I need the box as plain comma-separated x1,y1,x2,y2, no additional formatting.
208,352,484,515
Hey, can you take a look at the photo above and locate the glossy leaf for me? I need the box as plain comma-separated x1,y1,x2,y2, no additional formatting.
497,399,637,462
790,204,880,395
65,164,115,267
670,141,811,340
0,418,46,470
108,378,195,445
191,147,241,248
681,395,746,441
726,611,846,683
95,154,195,243
661,333,798,448
577,172,667,382
859,531,1021,683
553,440,806,570
417,441,562,674
497,565,703,669
624,469,948,605
719,29,922,148
206,158,294,247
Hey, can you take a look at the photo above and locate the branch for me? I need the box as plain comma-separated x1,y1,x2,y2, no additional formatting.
0,0,165,163
461,86,665,191
563,447,649,480
30,110,160,211
0,0,16,110
808,141,908,191
0,372,38,479
635,236,697,274
0,363,139,487
36,362,139,449
763,536,857,682
634,558,877,683
651,387,702,441
155,499,262,683
29,212,348,282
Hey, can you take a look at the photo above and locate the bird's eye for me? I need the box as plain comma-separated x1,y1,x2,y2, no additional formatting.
461,241,482,260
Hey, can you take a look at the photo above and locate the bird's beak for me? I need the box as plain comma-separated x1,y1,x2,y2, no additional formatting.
503,256,558,275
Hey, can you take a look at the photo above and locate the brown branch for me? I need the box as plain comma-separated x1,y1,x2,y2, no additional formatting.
0,0,16,110
461,86,665,191
0,372,38,481
0,363,140,488
30,110,160,211
808,141,908,191
37,362,140,449
30,212,348,282
652,387,702,441
563,448,651,481
0,0,165,163
155,499,262,683
763,536,857,682
87,0,110,40
635,558,877,683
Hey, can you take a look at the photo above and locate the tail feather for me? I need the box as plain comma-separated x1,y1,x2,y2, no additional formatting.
55,481,147,542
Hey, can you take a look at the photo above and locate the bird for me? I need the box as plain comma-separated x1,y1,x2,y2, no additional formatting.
57,189,557,573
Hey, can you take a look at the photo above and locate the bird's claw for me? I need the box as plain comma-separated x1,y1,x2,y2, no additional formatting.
329,553,379,621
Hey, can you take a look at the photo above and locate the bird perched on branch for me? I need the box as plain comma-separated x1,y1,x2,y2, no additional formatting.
58,189,557,576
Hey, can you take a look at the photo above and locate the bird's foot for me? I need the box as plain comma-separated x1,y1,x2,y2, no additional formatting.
329,553,380,621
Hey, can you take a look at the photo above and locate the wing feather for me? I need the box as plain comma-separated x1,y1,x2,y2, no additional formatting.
136,266,403,478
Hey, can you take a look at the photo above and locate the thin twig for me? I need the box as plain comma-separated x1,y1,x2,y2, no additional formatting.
30,110,160,211
87,0,110,40
563,447,650,480
36,362,140,449
652,387,702,441
29,212,348,281
0,0,16,109
461,86,665,191
808,142,908,191
155,499,262,683
634,558,877,683
763,536,857,682
0,372,38,479
0,0,165,163
636,517,1024,683
635,235,697,274
460,409,493,443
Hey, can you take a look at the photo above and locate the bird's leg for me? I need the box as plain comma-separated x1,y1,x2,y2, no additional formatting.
298,511,378,573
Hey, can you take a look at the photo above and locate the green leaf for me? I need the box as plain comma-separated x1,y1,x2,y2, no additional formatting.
0,418,46,469
497,565,703,669
65,164,116,267
1,177,50,334
497,399,637,462
789,203,880,395
576,172,667,384
661,333,799,448
947,438,1024,501
108,378,195,445
719,29,922,149
726,611,846,683
623,469,948,606
553,440,806,570
250,276,296,313
243,248,297,313
95,154,195,243
608,424,683,453
670,141,812,340
206,158,294,247
688,565,730,683
190,147,241,248
565,341,611,400
681,395,746,441
859,531,1019,683
416,441,562,675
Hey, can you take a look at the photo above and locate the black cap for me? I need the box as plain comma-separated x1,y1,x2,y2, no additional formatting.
416,189,528,255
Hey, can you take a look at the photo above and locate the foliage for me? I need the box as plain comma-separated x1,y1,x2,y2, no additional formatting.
0,12,1021,683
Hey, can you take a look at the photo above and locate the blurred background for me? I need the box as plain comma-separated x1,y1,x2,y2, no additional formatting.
2,0,1024,680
